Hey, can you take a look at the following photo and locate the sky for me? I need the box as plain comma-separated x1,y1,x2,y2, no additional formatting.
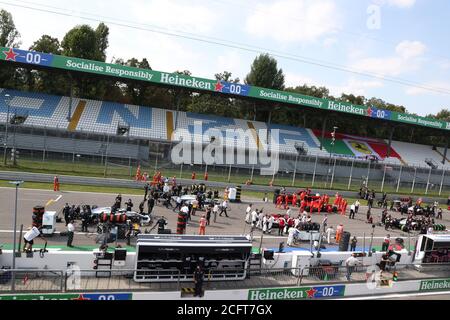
1,0,450,116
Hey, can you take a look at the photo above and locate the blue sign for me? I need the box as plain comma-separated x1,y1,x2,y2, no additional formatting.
2,48,54,67
215,81,250,97
369,106,392,120
82,293,132,300
313,285,346,298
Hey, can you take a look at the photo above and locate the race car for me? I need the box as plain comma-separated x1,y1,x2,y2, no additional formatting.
171,195,218,209
90,206,152,226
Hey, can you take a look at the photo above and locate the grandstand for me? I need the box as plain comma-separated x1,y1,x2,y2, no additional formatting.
0,88,448,169
0,44,449,194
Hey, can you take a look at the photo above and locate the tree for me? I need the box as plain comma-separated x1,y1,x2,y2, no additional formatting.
30,35,61,54
0,9,21,89
433,109,450,122
26,35,67,94
61,24,99,59
0,9,20,47
245,54,285,124
95,22,109,61
61,24,112,98
245,54,284,89
188,71,241,118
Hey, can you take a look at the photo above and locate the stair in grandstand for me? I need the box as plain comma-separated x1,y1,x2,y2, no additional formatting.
294,142,308,155
425,158,438,169
433,148,450,164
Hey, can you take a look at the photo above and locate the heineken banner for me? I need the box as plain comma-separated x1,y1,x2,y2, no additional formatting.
1,46,449,131
248,285,346,300
0,292,132,300
419,278,450,292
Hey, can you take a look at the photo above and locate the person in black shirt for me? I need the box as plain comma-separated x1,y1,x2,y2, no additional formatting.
63,203,70,226
206,205,212,226
144,183,149,199
125,199,133,212
68,205,76,223
147,196,155,215
115,194,122,208
81,206,89,232
193,265,204,297
156,217,168,234
138,200,145,214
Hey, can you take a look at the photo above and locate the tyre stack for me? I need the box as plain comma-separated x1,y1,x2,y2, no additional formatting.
32,206,45,228
339,231,351,251
433,224,446,231
235,186,242,203
99,213,127,224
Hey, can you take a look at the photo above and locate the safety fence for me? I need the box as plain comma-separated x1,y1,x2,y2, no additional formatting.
1,263,450,294
1,124,449,197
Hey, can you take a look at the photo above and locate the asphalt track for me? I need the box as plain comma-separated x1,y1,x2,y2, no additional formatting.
1,186,448,251
0,170,447,203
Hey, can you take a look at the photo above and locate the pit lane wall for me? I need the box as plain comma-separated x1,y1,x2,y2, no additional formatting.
1,278,450,300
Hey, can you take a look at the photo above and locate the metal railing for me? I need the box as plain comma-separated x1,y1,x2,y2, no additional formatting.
1,263,450,294
0,269,64,293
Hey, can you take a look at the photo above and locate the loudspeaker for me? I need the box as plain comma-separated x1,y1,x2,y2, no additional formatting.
114,248,127,261
263,250,274,260
339,231,351,251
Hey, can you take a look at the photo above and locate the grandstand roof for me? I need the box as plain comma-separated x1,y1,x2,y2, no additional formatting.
1,46,449,134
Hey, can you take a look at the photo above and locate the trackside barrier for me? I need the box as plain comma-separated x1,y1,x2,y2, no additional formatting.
0,264,450,294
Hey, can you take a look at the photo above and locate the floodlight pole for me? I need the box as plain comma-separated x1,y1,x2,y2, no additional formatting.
3,94,11,165
368,224,375,257
325,127,337,188
103,134,110,177
291,153,299,187
10,180,23,291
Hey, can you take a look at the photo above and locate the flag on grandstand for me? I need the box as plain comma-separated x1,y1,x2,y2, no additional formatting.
311,129,402,160
343,140,379,159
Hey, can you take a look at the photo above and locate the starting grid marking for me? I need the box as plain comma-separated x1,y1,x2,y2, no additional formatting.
45,194,62,207
0,230,401,240
0,230,97,236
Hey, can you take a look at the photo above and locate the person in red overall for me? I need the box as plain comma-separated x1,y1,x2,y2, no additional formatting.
278,216,286,235
292,193,297,207
341,200,348,216
192,172,196,180
318,199,324,214
300,200,306,213
300,191,306,201
283,195,289,209
204,172,208,181
276,195,283,208
135,165,142,181
199,214,207,235
53,176,60,191
324,194,330,205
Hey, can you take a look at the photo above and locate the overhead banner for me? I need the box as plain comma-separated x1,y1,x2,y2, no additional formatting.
0,293,132,300
248,285,346,300
1,46,449,131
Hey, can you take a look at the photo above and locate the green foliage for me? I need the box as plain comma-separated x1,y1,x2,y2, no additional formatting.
0,9,20,47
61,24,100,60
245,53,285,89
244,54,285,123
